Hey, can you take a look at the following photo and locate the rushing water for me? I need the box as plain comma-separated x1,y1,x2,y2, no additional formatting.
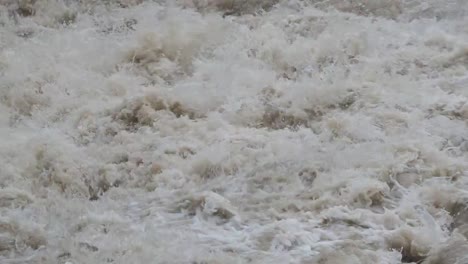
1,0,468,263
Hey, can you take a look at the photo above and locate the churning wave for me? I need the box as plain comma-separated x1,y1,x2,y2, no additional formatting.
1,0,468,263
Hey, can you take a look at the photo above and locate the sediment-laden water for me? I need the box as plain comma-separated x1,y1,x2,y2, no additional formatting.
1,0,468,263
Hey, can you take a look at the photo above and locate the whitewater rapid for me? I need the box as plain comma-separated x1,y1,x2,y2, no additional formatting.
1,0,468,263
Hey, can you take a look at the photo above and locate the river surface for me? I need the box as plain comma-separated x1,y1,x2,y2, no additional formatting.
1,0,468,263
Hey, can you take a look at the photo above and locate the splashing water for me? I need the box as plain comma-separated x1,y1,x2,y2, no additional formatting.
1,0,468,263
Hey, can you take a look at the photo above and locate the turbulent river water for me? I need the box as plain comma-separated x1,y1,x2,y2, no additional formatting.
1,0,468,263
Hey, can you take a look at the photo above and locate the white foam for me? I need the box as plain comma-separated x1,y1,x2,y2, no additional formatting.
1,0,468,263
